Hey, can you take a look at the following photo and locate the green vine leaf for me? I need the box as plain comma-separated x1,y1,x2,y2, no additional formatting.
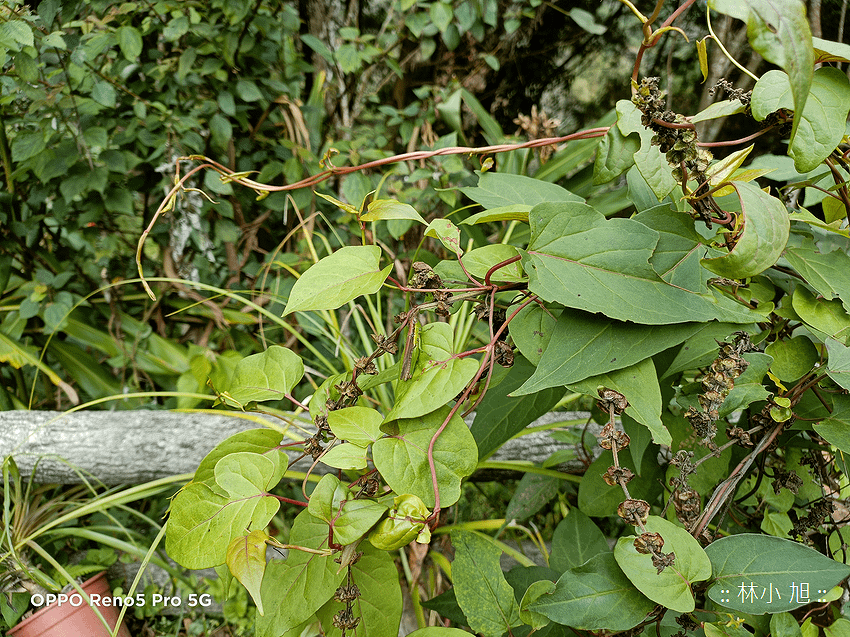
614,516,712,613
519,580,555,630
791,287,850,345
567,358,670,446
223,345,304,408
462,244,525,283
307,475,388,546
327,406,384,445
527,552,655,630
460,172,583,210
362,199,427,224
226,529,270,615
319,443,369,470
283,245,392,316
709,0,813,147
386,322,479,421
705,533,850,614
424,218,463,255
616,100,678,201
784,237,850,315
193,429,286,486
764,336,819,382
524,202,759,325
451,530,522,637
751,67,850,172
593,118,640,185
550,508,610,573
314,542,403,636
826,338,850,391
255,510,345,637
813,394,850,454
508,303,559,366
470,355,562,460
700,182,790,279
374,405,478,508
165,452,283,569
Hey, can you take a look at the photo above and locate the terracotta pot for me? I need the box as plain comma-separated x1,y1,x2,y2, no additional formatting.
8,572,131,637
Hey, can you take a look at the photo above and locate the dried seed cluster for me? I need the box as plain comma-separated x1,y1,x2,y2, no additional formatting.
668,450,701,528
632,77,713,184
685,332,754,447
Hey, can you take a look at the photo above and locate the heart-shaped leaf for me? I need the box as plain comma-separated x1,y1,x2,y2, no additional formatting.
283,245,391,315
224,346,304,407
374,406,478,508
614,516,712,613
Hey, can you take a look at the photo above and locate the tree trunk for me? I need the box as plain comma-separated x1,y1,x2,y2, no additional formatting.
0,410,592,484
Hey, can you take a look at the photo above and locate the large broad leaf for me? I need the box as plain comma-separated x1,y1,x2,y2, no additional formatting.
632,205,709,292
470,356,562,460
166,453,283,569
705,534,850,614
255,510,345,637
451,530,522,637
314,542,403,637
700,182,790,279
513,308,702,395
223,345,304,407
567,358,670,446
508,303,560,366
283,245,392,315
307,474,388,546
386,322,479,421
751,68,850,173
614,516,712,613
523,202,759,325
709,0,813,147
505,473,561,521
550,508,610,573
764,336,819,382
527,552,655,630
374,406,478,508
460,172,583,210
783,237,850,314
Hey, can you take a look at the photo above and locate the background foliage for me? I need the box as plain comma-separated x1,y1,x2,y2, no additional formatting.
5,1,850,637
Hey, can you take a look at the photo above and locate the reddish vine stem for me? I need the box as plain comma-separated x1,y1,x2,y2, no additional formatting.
426,295,538,521
273,494,308,507
651,117,696,130
696,126,772,147
484,255,522,287
137,131,610,300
